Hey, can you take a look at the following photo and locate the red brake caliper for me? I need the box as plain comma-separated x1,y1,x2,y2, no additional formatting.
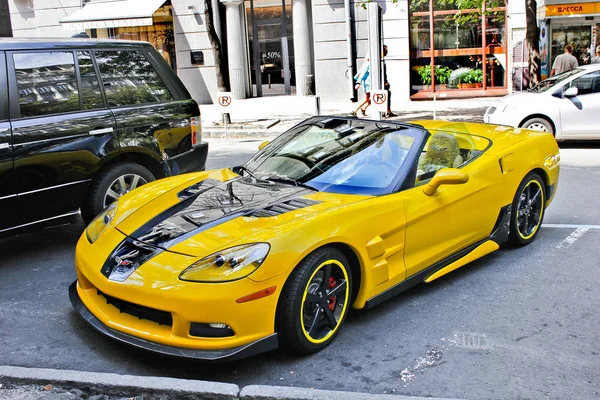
327,277,337,311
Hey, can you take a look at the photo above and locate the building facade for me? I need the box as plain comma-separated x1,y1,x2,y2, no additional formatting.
538,0,600,78
8,0,532,107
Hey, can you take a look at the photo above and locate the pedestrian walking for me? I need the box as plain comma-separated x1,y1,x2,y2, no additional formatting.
382,45,397,118
550,44,578,76
591,46,600,64
352,57,371,116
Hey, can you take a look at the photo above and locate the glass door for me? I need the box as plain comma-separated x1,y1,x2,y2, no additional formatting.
246,0,293,97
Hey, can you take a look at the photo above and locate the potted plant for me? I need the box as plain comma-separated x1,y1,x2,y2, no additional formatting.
471,69,483,88
417,65,432,90
434,65,451,90
457,69,472,89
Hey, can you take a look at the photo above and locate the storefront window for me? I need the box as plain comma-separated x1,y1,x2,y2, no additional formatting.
409,0,507,95
89,3,176,70
551,25,592,66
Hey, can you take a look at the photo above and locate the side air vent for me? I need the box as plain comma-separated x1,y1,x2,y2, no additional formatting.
250,198,319,218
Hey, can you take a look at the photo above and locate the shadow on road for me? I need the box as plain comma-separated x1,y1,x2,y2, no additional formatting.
0,220,84,262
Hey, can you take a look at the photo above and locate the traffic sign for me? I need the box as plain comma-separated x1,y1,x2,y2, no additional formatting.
371,90,388,112
216,92,233,107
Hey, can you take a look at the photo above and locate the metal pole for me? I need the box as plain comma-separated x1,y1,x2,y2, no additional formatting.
368,2,382,120
344,0,355,100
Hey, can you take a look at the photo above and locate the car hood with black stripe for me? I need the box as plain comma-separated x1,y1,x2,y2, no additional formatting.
110,169,369,258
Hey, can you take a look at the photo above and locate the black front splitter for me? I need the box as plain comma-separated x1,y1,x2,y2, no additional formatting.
69,281,279,362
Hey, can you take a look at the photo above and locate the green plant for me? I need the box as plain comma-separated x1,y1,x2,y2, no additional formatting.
471,69,483,83
417,66,432,85
455,69,472,84
434,65,452,84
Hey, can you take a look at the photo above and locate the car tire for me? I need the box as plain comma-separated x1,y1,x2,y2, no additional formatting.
508,172,546,247
81,162,155,224
521,117,554,135
277,247,352,354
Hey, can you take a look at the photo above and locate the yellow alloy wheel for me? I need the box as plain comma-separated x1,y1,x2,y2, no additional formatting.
300,259,350,344
277,247,352,354
509,172,546,246
517,179,545,240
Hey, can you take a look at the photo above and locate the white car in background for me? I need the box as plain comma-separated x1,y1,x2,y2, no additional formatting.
485,64,600,140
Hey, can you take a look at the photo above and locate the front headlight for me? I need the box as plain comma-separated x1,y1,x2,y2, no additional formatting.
86,202,118,243
487,103,508,114
179,243,270,283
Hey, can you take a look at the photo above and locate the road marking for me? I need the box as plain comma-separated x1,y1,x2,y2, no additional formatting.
556,228,590,249
543,223,600,230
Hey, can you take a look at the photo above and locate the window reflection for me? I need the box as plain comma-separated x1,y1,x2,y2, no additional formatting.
77,51,104,110
94,50,173,107
14,52,79,117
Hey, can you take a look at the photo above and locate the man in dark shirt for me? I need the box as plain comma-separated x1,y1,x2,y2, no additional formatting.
382,45,397,118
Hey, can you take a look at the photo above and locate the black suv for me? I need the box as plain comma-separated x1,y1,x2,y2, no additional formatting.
0,39,207,235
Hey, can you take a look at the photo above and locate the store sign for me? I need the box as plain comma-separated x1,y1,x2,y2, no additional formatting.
190,51,204,65
61,18,153,30
546,2,598,16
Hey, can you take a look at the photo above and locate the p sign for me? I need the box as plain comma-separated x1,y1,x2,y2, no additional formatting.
216,92,233,107
371,90,389,112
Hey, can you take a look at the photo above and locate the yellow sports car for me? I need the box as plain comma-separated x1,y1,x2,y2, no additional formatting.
70,117,560,361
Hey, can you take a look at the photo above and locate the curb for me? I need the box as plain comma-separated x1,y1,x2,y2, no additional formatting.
0,365,466,400
0,366,237,400
239,385,465,400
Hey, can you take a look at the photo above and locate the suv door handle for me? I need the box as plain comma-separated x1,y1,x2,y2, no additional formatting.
89,127,114,136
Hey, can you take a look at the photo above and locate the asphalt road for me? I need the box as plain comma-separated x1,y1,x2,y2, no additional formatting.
1,124,599,399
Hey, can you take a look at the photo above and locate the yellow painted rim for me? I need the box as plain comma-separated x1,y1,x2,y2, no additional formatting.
517,179,545,240
300,259,350,344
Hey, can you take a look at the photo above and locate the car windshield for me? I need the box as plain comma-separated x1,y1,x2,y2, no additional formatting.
528,68,582,92
243,118,424,195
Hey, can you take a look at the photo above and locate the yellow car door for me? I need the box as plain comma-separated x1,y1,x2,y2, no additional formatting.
401,133,506,279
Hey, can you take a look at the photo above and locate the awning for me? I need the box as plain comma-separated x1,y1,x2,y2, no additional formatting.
60,0,166,31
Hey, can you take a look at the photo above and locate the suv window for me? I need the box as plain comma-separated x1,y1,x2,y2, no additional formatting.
14,52,79,118
569,71,600,95
94,50,173,107
77,51,104,110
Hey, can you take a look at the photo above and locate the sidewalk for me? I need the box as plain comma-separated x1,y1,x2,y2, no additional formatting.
201,96,498,139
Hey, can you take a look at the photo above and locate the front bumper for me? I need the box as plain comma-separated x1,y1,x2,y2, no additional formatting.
72,228,285,360
69,281,279,361
165,142,208,176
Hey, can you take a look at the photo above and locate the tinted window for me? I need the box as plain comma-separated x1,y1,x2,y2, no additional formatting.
77,51,104,110
528,68,582,93
94,50,173,107
14,52,79,117
569,71,600,95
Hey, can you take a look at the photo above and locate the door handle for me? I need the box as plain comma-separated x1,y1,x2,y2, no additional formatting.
89,127,114,136
0,143,9,150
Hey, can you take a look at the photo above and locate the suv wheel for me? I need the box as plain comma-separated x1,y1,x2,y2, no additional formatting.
81,162,155,224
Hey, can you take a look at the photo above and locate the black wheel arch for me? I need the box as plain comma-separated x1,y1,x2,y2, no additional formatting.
91,149,166,182
519,114,556,134
274,242,362,330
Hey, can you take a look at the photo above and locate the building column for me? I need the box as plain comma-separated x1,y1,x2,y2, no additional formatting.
222,0,247,99
292,0,312,96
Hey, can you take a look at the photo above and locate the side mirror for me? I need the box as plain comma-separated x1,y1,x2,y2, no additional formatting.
258,141,270,151
564,86,578,97
423,168,469,196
